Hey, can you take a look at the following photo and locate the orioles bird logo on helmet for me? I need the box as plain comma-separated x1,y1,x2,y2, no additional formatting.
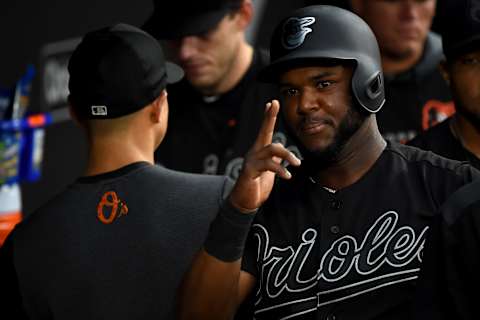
281,17,316,50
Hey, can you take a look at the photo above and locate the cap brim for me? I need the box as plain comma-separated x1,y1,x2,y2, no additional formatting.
143,10,227,39
165,61,184,84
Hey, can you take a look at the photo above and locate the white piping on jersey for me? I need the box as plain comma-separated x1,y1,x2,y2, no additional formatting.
255,295,317,314
254,274,418,319
277,307,318,320
308,176,337,193
316,274,418,308
317,268,419,296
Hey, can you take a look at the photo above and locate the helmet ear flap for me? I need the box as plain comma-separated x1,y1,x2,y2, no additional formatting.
352,66,385,114
366,72,383,101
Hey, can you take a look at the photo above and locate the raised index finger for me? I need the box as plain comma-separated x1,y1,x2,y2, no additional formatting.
253,99,280,151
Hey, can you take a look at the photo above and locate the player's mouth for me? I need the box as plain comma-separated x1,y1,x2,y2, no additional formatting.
298,118,333,135
397,26,421,40
184,64,207,75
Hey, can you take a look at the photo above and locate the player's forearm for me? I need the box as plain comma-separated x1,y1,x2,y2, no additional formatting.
177,250,242,320
177,200,256,320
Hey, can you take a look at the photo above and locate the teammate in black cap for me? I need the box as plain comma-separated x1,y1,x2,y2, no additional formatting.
408,0,480,169
176,5,480,320
143,0,298,179
0,23,235,320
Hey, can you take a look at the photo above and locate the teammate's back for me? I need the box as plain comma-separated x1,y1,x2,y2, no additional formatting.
0,23,231,320
4,165,229,319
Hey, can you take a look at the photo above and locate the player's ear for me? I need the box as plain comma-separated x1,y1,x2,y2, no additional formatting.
235,0,253,31
150,90,168,123
439,59,450,85
67,95,86,129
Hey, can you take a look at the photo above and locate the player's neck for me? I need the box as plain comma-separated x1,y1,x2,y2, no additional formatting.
84,134,154,177
311,117,386,190
451,114,480,158
381,48,423,77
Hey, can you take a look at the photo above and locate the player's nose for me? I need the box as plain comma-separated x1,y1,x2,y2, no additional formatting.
177,36,199,61
297,88,321,114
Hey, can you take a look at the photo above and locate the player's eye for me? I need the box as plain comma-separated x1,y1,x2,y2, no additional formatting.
281,88,299,97
461,57,480,65
315,80,333,89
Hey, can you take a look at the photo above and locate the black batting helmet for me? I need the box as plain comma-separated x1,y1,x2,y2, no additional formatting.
260,5,385,114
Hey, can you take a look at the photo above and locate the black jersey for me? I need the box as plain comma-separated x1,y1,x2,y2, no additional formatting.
414,179,480,320
408,117,480,170
376,33,454,143
155,49,298,179
240,142,479,320
0,162,232,320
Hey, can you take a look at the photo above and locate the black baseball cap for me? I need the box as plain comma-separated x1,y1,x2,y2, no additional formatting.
439,0,480,60
68,23,184,119
143,0,243,39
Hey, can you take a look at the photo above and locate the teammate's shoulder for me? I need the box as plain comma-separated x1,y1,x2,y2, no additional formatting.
385,141,477,175
439,179,480,228
407,118,451,149
154,165,232,191
414,31,444,78
10,185,76,239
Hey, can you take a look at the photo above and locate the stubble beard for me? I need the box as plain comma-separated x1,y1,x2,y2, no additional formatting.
294,104,367,170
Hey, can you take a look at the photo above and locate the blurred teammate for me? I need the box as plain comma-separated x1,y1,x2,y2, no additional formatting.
143,0,297,179
350,0,454,143
408,0,480,169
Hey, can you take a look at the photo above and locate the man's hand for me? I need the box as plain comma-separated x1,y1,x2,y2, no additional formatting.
230,100,301,212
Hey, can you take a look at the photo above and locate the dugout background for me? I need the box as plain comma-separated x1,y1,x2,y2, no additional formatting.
0,0,443,216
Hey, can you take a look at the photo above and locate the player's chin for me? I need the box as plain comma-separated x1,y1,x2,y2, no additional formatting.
299,137,334,155
185,70,215,88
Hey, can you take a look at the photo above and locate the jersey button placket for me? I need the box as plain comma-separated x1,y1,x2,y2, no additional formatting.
330,225,340,234
330,199,342,210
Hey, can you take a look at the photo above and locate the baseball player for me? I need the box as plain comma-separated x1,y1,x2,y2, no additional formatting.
0,24,235,320
350,0,454,143
143,0,298,179
408,0,480,170
177,6,480,320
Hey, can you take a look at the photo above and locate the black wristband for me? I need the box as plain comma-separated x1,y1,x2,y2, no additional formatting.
204,200,256,262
